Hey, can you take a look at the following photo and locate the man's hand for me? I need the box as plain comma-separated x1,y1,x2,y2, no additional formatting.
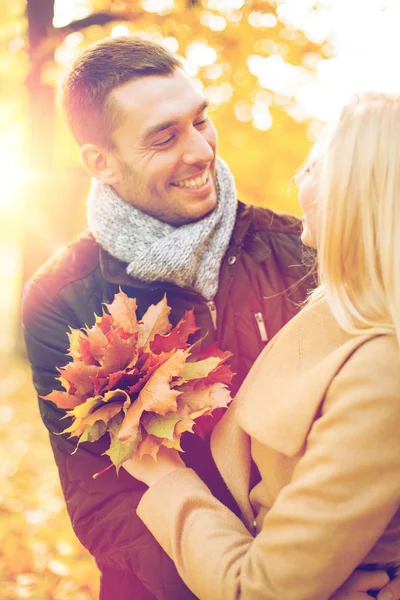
331,569,400,600
122,446,185,487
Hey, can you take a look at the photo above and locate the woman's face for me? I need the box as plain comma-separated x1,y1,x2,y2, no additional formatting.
296,162,318,248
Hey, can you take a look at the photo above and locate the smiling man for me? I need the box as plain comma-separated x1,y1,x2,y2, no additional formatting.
82,69,218,225
21,37,391,600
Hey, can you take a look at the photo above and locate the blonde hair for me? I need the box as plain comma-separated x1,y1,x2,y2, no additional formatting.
308,92,400,347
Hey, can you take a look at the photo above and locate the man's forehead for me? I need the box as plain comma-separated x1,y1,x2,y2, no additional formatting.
112,71,206,129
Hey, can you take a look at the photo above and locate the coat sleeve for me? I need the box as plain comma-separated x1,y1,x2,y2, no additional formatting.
22,280,197,600
137,337,400,600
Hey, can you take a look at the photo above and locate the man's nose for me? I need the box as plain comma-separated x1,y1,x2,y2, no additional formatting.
182,127,214,165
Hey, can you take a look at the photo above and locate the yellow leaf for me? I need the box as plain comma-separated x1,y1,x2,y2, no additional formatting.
181,357,221,380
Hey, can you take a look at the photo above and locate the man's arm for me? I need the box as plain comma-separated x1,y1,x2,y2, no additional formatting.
48,431,196,599
22,280,197,600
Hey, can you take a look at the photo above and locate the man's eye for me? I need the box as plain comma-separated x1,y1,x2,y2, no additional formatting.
153,135,175,147
195,116,209,127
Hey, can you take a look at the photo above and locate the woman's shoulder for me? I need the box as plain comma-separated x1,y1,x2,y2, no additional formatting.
335,332,400,390
234,301,399,454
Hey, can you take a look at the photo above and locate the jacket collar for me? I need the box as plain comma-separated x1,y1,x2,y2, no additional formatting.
234,300,381,456
211,300,383,528
211,401,254,530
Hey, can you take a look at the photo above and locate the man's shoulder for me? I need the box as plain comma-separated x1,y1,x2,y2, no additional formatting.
233,202,313,284
236,201,302,237
26,231,100,300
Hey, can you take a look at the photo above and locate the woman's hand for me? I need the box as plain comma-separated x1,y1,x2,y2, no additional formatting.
122,445,185,487
123,441,400,600
331,569,400,600
377,575,400,600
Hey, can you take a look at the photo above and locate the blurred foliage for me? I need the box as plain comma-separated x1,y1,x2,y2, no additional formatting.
44,0,327,213
1,1,329,596
1,0,330,220
0,354,99,599
0,1,331,295
0,1,332,343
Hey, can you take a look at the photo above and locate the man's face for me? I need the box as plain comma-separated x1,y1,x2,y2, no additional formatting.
109,69,218,225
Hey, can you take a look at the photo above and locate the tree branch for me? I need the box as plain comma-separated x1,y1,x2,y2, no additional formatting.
55,11,140,34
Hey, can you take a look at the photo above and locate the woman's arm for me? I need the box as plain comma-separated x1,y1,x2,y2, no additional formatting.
131,341,400,600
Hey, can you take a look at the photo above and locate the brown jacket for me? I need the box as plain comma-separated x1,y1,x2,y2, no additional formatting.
138,299,400,600
22,202,314,600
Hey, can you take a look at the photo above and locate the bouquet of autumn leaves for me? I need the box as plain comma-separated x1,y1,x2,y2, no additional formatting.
43,291,233,477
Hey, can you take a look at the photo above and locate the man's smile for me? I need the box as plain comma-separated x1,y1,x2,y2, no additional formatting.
171,169,210,189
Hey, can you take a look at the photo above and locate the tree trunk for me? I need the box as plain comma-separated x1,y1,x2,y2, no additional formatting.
18,1,129,354
26,0,55,170
18,0,57,354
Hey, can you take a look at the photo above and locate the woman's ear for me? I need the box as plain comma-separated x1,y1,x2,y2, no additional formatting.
80,143,119,185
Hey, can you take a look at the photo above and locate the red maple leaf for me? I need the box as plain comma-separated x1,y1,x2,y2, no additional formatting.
150,309,199,354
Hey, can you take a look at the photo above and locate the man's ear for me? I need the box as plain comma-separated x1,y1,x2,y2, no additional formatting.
80,143,119,185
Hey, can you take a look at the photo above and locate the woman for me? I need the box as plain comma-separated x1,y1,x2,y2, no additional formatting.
123,93,400,600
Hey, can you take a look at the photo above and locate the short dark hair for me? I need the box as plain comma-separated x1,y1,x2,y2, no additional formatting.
60,36,181,148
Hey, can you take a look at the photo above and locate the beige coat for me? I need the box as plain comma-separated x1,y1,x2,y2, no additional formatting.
138,299,400,600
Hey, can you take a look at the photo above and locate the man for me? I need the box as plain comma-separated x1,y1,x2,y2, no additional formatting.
22,37,398,600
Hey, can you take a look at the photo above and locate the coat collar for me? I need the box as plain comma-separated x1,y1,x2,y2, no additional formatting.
211,401,254,530
235,300,382,455
211,300,382,527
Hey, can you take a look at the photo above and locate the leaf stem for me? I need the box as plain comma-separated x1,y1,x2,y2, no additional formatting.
93,463,114,479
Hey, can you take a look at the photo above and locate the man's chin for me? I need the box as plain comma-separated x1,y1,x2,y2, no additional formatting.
171,203,215,226
189,193,218,222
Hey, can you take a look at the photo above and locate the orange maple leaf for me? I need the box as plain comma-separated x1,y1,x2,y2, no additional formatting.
137,295,172,348
137,434,164,460
105,290,138,334
117,349,188,444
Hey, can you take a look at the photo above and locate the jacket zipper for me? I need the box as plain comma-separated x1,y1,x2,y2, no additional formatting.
206,300,217,330
254,312,268,343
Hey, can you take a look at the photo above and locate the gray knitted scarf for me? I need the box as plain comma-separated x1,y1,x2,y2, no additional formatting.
87,158,238,300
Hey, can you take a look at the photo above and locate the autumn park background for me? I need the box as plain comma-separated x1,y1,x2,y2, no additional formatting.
0,0,397,598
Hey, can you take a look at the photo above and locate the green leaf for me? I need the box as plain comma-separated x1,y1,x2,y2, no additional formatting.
141,412,180,440
73,421,108,453
180,357,221,381
103,414,141,472
62,396,104,435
